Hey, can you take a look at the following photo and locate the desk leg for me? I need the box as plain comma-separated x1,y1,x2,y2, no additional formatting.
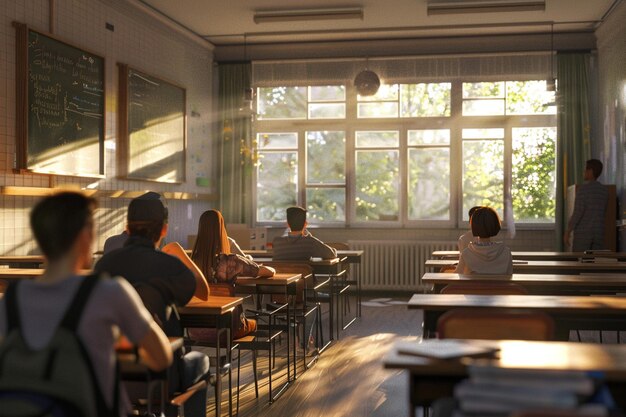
215,327,222,417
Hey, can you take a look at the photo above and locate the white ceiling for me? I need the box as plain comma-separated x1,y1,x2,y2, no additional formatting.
139,0,618,45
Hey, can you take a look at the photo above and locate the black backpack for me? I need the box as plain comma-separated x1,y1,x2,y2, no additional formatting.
0,276,118,417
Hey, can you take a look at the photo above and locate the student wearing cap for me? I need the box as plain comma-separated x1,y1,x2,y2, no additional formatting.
94,192,211,417
102,192,161,254
272,206,337,261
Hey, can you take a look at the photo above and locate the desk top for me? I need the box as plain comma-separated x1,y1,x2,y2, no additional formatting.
0,255,45,264
432,250,626,261
408,293,626,314
0,268,92,279
235,272,301,286
425,259,626,272
384,339,626,379
178,296,244,315
422,272,626,287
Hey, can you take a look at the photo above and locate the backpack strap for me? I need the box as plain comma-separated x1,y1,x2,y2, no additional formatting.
59,274,100,331
4,281,22,333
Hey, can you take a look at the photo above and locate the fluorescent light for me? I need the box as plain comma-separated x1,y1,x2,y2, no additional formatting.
254,8,363,24
427,0,545,15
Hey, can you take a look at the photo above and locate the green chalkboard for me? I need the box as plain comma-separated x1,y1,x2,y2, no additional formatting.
118,66,186,183
25,29,104,176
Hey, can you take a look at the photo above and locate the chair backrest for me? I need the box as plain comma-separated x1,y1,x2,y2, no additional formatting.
437,309,555,340
440,282,528,295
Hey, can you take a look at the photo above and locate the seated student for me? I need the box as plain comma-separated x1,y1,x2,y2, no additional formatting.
102,192,163,254
94,192,211,417
0,192,172,416
455,206,513,275
272,206,337,261
190,209,274,339
458,206,482,252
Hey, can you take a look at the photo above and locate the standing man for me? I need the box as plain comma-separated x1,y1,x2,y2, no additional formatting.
564,159,609,251
95,192,211,417
272,206,337,260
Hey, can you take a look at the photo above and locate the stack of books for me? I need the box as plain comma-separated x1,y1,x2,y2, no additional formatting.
452,366,608,417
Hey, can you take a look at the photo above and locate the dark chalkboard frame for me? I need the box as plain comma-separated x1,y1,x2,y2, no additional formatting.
117,64,186,184
14,23,105,177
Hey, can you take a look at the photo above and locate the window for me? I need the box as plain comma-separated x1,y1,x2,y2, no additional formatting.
254,80,556,227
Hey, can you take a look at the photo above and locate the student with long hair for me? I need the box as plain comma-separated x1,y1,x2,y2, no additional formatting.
190,210,274,339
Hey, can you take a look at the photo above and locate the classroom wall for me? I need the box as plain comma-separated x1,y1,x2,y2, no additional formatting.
595,0,626,250
0,0,216,255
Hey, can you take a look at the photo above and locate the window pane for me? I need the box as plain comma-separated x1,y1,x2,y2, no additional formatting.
256,152,297,221
357,102,399,118
463,82,504,98
401,83,451,117
358,84,398,101
355,131,399,148
462,140,504,220
462,99,505,116
512,127,557,223
408,129,450,146
309,86,345,101
306,188,346,222
506,81,557,115
408,148,450,220
309,103,346,119
463,128,504,140
355,150,399,221
307,131,345,184
257,132,297,149
257,87,307,120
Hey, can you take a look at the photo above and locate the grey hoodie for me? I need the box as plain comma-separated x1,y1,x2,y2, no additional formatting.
455,241,513,275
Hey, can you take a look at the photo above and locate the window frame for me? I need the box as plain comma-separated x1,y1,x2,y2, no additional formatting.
253,80,556,229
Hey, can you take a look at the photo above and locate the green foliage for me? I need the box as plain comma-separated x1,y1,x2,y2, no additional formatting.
512,128,556,221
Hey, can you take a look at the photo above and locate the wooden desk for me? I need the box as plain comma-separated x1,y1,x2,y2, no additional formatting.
432,250,626,261
408,293,626,340
425,259,626,274
0,268,91,281
384,339,626,416
0,255,45,267
422,272,626,295
178,296,244,417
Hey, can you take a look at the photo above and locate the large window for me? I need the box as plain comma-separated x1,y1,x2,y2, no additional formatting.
254,80,556,227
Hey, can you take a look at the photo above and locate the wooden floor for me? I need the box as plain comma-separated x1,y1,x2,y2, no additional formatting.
203,296,424,417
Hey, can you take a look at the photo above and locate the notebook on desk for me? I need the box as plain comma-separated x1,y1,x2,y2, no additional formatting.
397,340,499,360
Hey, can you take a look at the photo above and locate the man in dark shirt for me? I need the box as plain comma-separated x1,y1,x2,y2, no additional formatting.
272,206,337,261
95,192,210,417
564,159,609,251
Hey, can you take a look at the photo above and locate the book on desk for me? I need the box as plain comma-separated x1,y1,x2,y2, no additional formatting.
452,365,604,417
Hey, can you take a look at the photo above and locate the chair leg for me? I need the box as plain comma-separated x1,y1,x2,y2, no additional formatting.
252,349,259,398
236,348,241,416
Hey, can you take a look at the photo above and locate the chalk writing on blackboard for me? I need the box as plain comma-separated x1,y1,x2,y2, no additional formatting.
26,29,104,176
119,66,185,183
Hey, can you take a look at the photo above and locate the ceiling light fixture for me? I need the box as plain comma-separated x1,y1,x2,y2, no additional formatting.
427,0,545,15
254,7,363,24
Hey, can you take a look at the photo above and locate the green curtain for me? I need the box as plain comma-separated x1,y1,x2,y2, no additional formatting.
555,53,592,250
218,63,253,224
